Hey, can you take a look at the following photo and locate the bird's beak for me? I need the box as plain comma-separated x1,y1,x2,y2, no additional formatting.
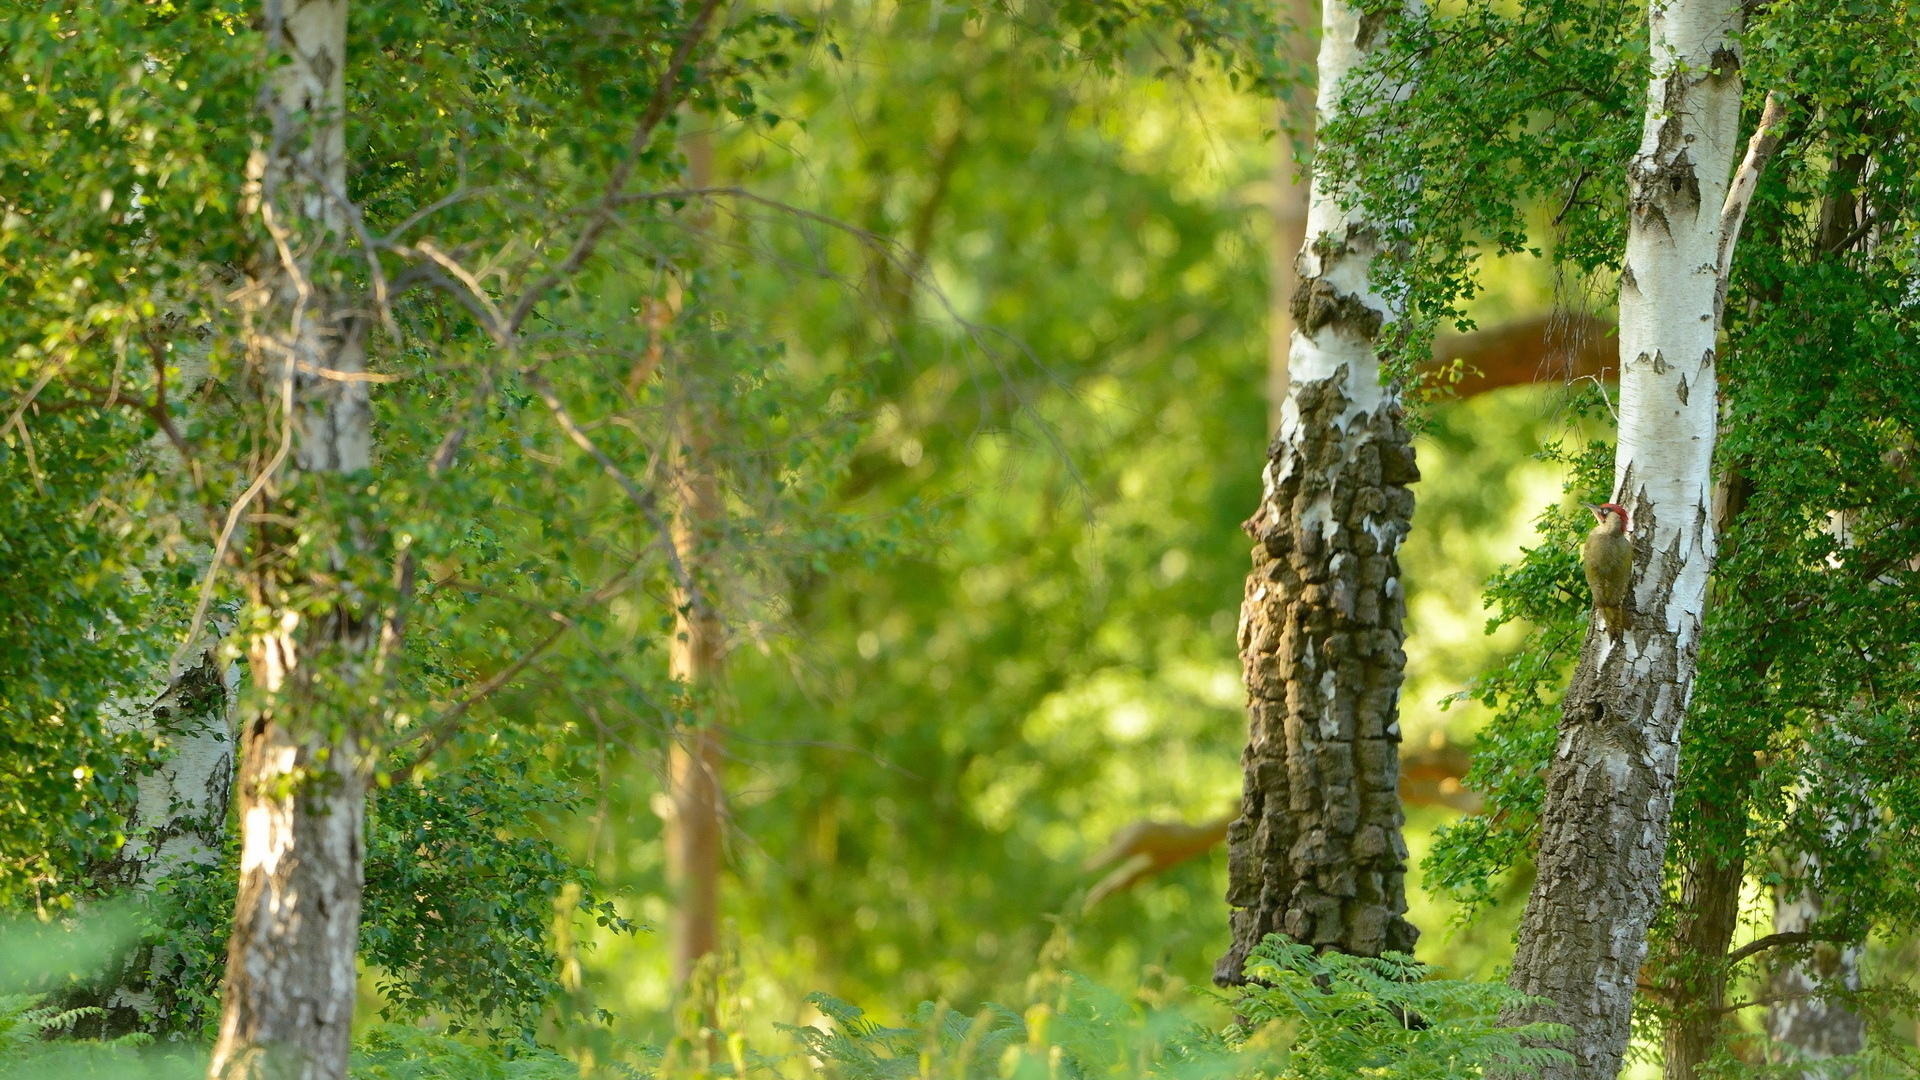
1581,502,1603,519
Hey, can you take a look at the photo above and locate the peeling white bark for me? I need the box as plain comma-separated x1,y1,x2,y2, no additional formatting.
1502,2,1751,1076
88,330,241,1033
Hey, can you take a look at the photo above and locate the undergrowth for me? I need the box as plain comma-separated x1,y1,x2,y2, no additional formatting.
0,937,1567,1079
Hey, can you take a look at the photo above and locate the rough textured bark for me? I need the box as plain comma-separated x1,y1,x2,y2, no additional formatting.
86,336,242,1035
1266,0,1317,435
1216,0,1421,986
1500,4,1748,1076
209,3,374,1078
103,657,235,888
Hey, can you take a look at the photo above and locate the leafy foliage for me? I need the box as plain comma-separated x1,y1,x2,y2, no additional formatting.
1230,938,1570,1079
136,737,630,1042
1422,417,1613,914
786,936,1568,1080
1355,0,1920,1063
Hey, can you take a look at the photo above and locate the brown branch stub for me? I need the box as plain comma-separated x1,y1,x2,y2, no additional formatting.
1424,313,1616,397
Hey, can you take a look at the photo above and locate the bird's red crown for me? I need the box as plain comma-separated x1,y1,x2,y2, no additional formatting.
1588,502,1629,529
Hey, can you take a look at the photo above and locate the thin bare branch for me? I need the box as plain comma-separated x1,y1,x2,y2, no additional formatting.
386,617,572,784
1715,91,1788,317
522,369,702,615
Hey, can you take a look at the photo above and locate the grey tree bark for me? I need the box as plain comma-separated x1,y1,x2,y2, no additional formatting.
1500,8,1768,1078
208,2,376,1077
1216,0,1422,984
81,328,242,1036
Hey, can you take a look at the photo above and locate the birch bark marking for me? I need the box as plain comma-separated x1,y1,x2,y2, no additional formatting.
89,651,237,1034
1501,3,1751,1076
1216,0,1422,984
1767,878,1866,1073
210,3,373,1079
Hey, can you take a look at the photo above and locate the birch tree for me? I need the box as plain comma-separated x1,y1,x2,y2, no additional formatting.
202,0,740,1070
1217,0,1422,982
206,4,375,1074
1498,7,1779,1076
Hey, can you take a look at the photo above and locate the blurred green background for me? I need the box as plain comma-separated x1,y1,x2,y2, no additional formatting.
528,0,1597,1043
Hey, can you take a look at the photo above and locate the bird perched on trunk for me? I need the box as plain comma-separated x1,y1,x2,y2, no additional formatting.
1583,502,1632,634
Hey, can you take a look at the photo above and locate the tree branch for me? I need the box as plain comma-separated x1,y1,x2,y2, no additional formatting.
504,0,728,337
522,370,703,616
387,619,572,784
1724,929,1836,967
1714,91,1788,317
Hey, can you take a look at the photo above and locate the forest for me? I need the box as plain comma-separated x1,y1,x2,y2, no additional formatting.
0,0,1916,1078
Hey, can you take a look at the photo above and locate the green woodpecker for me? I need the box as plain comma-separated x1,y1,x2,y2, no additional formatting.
1582,502,1632,633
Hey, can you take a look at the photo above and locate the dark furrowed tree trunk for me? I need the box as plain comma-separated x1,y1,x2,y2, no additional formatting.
1218,379,1421,977
1216,0,1422,984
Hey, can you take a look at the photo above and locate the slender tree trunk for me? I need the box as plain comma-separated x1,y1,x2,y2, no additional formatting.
209,3,376,1077
89,334,241,1036
666,415,727,997
1759,152,1875,1079
1267,0,1316,436
1660,474,1757,1080
1660,794,1751,1079
1501,4,1750,1076
1216,0,1422,985
663,127,729,1008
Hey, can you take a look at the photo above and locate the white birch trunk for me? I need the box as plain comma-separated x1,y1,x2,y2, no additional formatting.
1502,2,1748,1076
92,338,240,1034
209,3,372,1078
1218,0,1423,980
92,650,236,1033
1265,0,1317,436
